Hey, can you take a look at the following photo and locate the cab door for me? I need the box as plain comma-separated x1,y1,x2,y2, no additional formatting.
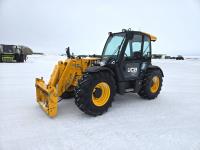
121,34,143,80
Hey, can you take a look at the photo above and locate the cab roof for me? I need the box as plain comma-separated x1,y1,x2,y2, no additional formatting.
141,32,157,41
115,29,157,42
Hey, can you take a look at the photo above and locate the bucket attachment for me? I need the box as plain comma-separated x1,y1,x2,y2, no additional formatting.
35,78,58,117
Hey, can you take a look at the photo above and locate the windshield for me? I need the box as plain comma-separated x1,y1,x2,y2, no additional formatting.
102,33,125,60
3,45,15,53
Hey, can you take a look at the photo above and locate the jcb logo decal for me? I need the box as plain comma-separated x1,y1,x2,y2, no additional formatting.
127,67,137,73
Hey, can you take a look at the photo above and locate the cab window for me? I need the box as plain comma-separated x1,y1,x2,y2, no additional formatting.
124,34,142,60
143,35,151,59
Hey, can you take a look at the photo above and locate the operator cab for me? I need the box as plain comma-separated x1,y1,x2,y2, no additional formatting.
101,29,158,93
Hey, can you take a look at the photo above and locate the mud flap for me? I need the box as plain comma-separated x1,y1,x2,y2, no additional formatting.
35,78,58,117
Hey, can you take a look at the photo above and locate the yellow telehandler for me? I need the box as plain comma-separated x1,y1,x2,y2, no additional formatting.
35,29,163,117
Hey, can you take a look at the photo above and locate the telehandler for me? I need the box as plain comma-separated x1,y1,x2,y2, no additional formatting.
35,29,163,117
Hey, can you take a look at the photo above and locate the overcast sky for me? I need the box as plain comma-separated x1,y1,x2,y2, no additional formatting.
0,0,200,55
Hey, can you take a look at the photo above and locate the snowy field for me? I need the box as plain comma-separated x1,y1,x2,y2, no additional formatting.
0,55,200,150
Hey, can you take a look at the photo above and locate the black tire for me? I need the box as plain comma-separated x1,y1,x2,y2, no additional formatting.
15,54,20,62
138,70,163,100
19,54,24,62
74,71,116,116
15,54,24,62
60,91,74,99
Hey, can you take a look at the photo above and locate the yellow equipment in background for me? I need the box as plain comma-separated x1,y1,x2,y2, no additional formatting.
35,57,99,117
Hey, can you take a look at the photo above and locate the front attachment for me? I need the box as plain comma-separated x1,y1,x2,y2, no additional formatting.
35,78,58,117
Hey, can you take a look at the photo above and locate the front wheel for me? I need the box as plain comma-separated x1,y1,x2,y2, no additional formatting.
138,70,163,99
74,71,116,116
19,54,25,62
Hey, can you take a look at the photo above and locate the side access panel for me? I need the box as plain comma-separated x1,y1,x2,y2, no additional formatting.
122,62,140,79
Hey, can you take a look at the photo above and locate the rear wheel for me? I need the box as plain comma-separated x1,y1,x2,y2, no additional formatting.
138,70,163,99
75,71,116,116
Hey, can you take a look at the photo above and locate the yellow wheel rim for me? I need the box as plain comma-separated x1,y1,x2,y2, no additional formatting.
150,76,160,93
92,82,111,107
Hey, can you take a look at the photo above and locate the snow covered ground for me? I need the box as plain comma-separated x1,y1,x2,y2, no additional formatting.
0,55,200,150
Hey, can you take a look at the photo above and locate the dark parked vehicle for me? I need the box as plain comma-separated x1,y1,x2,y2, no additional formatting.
165,56,171,59
0,44,32,62
176,55,184,60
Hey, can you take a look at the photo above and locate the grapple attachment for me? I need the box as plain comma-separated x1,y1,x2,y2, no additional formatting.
35,78,58,117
